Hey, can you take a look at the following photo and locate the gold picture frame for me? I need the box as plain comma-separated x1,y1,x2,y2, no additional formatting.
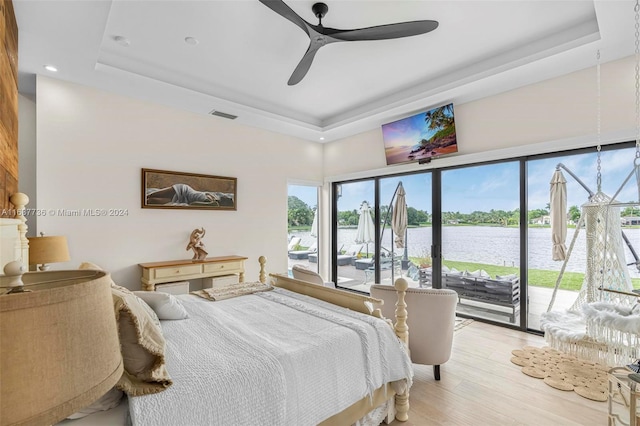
141,168,237,211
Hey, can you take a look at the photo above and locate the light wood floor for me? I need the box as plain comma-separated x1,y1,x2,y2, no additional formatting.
389,321,608,426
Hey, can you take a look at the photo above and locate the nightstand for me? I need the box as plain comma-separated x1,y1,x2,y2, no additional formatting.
608,367,639,426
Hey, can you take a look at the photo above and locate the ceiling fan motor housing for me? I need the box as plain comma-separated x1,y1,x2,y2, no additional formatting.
312,3,328,20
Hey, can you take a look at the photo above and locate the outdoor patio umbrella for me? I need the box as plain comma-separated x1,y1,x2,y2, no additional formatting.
550,169,567,261
310,208,318,238
392,182,408,248
355,201,376,257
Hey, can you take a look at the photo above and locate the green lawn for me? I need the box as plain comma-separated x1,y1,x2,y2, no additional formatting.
288,225,313,232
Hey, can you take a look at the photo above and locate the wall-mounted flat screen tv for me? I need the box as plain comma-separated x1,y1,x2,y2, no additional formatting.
382,103,458,166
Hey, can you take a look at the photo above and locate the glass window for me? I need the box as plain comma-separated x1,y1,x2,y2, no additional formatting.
378,173,432,288
335,180,375,291
527,146,640,331
329,141,636,331
441,162,521,325
287,184,319,273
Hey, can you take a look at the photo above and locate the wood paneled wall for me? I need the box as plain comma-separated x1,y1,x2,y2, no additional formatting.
0,0,18,217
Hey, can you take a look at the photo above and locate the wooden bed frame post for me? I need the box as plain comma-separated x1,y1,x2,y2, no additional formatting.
9,192,29,268
393,277,410,422
258,256,267,284
394,277,409,346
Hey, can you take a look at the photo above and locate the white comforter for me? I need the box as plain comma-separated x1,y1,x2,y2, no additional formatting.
128,288,413,426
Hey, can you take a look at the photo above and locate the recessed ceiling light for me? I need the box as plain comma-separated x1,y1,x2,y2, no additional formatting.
43,65,58,72
113,35,131,47
184,36,199,45
319,137,325,141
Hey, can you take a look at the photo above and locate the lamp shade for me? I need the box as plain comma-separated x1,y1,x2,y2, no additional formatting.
27,235,70,265
0,270,123,425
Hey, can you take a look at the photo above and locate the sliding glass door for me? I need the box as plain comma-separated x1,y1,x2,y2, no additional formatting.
440,162,521,325
378,173,432,288
527,146,640,330
330,141,637,331
334,179,375,291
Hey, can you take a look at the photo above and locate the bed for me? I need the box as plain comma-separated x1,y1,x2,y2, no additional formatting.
128,261,413,425
0,203,413,425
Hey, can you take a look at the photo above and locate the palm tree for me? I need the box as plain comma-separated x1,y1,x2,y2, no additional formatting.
424,105,454,131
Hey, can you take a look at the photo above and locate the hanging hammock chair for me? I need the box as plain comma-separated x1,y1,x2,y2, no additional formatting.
540,164,640,367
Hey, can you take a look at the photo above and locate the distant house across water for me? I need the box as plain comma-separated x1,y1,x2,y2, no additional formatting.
531,215,551,225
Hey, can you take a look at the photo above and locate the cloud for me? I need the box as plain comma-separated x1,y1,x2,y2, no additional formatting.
441,163,520,213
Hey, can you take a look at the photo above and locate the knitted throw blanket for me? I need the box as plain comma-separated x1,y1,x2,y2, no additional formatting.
191,281,272,301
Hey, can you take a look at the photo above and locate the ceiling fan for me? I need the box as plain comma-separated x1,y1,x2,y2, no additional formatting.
258,0,439,86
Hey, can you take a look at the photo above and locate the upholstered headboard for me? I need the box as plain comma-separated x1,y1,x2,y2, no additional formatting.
0,193,29,270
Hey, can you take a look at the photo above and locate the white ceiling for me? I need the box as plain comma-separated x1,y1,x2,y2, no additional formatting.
13,0,638,143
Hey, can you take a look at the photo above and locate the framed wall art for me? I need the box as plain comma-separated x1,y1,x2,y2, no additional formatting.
142,168,237,211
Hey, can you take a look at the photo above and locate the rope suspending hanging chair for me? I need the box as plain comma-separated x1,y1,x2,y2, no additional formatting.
540,39,640,366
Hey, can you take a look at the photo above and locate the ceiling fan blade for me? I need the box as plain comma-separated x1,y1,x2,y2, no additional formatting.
258,0,310,36
288,44,322,86
326,20,439,42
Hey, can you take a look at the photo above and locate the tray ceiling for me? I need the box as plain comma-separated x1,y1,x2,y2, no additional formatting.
14,0,637,142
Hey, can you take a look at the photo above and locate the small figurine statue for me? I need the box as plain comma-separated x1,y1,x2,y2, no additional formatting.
187,227,208,261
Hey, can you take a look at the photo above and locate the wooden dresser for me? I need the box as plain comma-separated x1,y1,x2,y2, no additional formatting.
139,255,247,291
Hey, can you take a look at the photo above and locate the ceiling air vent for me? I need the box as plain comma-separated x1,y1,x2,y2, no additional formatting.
209,110,238,120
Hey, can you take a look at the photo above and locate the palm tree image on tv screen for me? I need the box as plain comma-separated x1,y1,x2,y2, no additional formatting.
382,103,458,166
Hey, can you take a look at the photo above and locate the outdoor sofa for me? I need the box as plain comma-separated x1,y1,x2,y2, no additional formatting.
419,267,521,323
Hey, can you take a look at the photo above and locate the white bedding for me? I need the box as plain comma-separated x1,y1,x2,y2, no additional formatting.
128,288,413,426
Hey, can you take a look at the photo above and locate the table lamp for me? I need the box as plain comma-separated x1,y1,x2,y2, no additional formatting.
28,232,70,271
0,268,123,425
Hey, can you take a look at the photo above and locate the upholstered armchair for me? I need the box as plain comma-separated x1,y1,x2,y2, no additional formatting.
370,285,458,380
291,264,336,288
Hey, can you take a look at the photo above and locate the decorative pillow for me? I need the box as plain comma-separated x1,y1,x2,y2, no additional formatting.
448,267,462,275
78,261,121,288
111,286,172,396
465,269,490,278
496,274,518,281
78,261,171,395
78,261,105,270
133,291,189,320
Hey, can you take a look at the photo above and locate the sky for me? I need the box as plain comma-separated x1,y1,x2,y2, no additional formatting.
382,112,437,149
290,146,639,213
381,104,454,149
288,185,318,209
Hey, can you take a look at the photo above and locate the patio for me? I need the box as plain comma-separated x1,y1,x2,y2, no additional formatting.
287,257,579,330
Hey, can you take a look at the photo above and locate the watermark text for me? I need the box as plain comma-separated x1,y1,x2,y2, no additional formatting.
1,208,129,217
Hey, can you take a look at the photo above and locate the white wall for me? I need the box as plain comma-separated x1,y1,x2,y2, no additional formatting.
29,55,638,287
18,94,37,236
34,76,323,289
324,55,636,179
